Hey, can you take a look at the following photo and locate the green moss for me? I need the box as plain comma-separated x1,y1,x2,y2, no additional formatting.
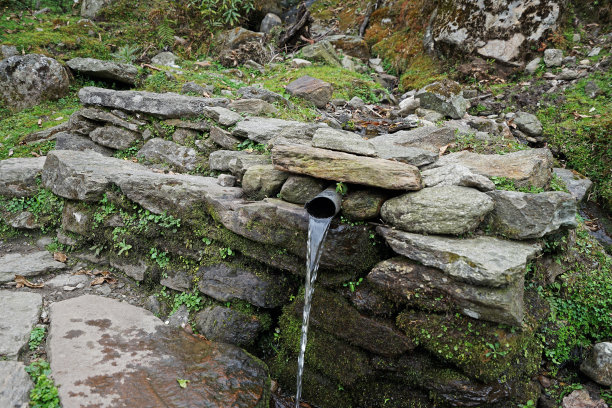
397,311,542,385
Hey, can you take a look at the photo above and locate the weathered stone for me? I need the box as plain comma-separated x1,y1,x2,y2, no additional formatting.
260,12,282,33
137,138,201,172
562,389,607,408
285,75,333,108
381,186,494,235
229,98,278,115
171,128,198,145
378,227,541,288
369,258,524,325
0,291,42,358
110,258,148,281
78,107,141,132
558,68,583,81
415,80,467,119
89,125,139,150
238,86,288,105
327,35,370,60
202,106,243,126
62,202,93,235
78,87,228,118
48,295,270,408
580,342,612,387
553,168,593,202
217,174,236,187
81,0,114,18
0,361,33,407
311,127,376,156
525,57,542,74
0,44,19,59
514,111,543,137
160,270,191,292
232,117,327,144
347,96,365,109
421,164,495,191
198,263,290,308
195,306,262,347
290,288,414,356
487,190,577,239
45,273,91,288
342,190,386,221
214,27,264,51
0,251,66,283
42,150,243,213
0,157,46,197
206,126,236,150
164,119,210,133
66,57,138,85
291,58,312,68
429,1,564,64
369,126,456,153
280,175,327,205
181,81,206,95
55,131,114,156
301,41,341,66
2,211,42,229
544,48,564,67
0,54,69,112
272,144,422,190
242,164,289,200
398,96,420,116
429,148,553,188
372,143,438,167
416,108,444,123
151,51,177,66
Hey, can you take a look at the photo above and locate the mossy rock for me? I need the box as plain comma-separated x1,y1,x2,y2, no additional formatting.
397,310,542,385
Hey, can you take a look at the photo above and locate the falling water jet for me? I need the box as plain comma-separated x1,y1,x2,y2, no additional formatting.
295,187,342,408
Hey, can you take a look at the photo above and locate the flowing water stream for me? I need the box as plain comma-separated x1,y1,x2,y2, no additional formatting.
295,215,334,408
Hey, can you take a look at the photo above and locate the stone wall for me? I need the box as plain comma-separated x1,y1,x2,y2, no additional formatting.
0,85,580,407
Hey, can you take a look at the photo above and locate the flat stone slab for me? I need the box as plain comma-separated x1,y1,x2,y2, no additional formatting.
66,58,138,85
311,127,377,157
0,157,46,197
369,126,456,153
272,144,422,190
202,106,243,127
377,227,541,288
368,257,524,326
78,87,228,118
0,290,43,359
42,150,243,214
0,361,33,407
421,164,495,191
48,295,270,408
232,117,327,144
487,190,577,239
0,250,67,283
429,148,553,188
137,138,201,172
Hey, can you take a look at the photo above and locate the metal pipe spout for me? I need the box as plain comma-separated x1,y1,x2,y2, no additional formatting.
304,186,342,219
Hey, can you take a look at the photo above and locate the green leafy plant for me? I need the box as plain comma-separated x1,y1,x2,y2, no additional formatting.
236,139,267,152
177,378,190,388
172,291,203,313
29,326,46,350
150,247,170,268
335,182,348,195
343,278,363,292
485,342,509,359
111,44,140,64
219,247,234,259
191,0,255,27
25,360,60,408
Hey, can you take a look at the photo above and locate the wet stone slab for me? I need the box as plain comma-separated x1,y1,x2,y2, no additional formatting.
0,290,43,359
48,295,270,408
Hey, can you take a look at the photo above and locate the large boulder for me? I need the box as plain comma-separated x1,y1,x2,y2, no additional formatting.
381,186,494,235
48,295,270,407
301,41,342,66
327,35,370,60
421,164,495,191
0,157,46,197
279,175,326,205
78,87,228,118
415,80,467,119
66,57,138,85
487,190,577,239
272,144,422,191
429,148,553,188
428,0,567,63
0,54,69,112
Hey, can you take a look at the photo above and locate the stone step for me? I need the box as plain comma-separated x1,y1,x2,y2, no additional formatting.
0,157,46,197
48,295,270,408
0,290,43,359
0,361,33,407
0,251,66,284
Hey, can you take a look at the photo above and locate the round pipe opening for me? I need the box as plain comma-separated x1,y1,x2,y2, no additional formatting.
305,196,338,219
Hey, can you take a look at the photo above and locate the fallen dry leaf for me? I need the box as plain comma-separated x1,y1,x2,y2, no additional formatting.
90,275,117,286
37,118,42,127
15,275,44,289
439,144,450,156
53,252,67,262
73,269,93,276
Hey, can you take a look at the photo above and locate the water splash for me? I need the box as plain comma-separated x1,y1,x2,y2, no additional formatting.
295,215,333,408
